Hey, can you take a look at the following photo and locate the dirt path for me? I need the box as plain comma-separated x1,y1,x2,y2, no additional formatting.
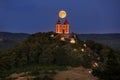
8,67,98,80
54,67,98,80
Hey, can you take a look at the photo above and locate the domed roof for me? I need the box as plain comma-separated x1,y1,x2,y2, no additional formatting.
56,19,61,24
64,20,69,24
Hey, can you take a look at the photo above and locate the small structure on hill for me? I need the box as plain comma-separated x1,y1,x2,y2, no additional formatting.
56,19,69,34
52,10,76,44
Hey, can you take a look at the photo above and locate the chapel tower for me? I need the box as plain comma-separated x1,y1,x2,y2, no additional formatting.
56,19,69,34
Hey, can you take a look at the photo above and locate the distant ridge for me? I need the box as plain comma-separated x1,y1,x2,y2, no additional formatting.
78,33,120,51
78,33,120,34
0,32,29,51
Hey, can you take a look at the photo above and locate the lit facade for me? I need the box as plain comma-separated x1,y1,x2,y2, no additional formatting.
56,19,69,34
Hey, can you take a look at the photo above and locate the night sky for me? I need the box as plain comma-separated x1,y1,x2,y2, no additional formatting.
0,0,120,34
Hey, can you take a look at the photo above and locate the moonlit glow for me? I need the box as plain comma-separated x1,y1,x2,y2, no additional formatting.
59,10,67,18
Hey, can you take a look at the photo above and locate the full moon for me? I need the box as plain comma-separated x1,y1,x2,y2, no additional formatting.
59,10,67,18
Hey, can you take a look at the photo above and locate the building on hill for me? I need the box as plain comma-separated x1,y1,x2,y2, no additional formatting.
52,10,76,44
56,19,69,34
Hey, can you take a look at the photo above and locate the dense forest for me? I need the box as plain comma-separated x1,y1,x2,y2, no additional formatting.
0,32,120,80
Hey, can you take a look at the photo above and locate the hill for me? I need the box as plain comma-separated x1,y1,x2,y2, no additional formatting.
0,32,120,80
78,33,120,51
0,32,29,51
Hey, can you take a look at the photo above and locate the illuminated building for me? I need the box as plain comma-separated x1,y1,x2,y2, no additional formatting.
56,19,69,34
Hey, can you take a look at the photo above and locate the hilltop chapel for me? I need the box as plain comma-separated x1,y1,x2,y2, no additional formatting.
52,10,76,44
56,19,69,34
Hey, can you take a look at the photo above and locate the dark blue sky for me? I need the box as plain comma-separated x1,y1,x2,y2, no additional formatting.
0,0,120,34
